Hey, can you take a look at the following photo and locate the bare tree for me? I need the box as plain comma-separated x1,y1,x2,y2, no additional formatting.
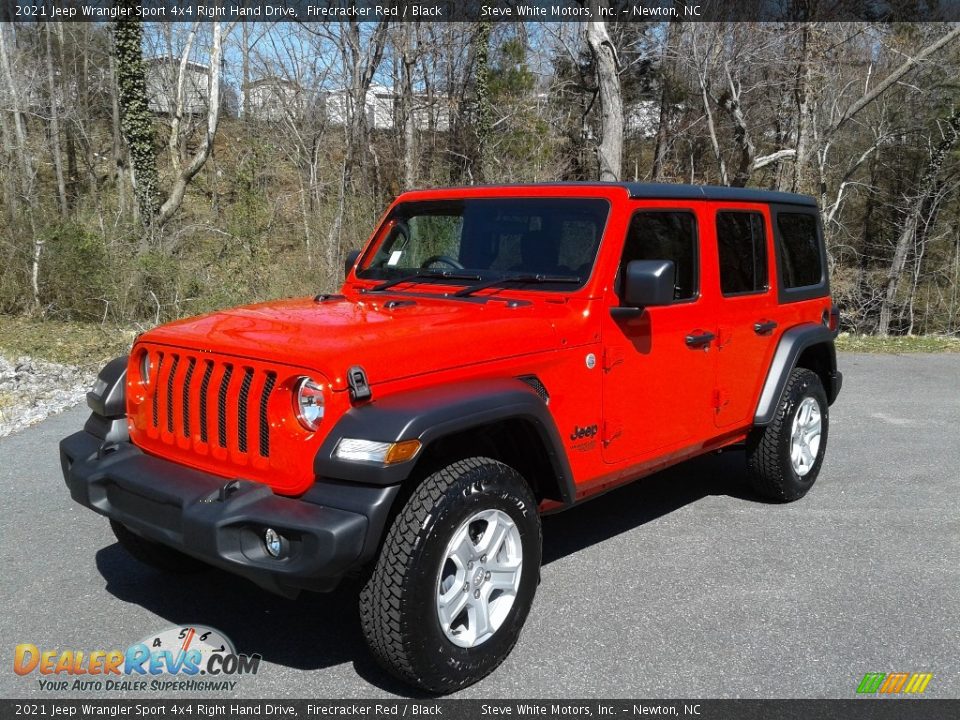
878,107,960,335
585,3,623,181
157,22,223,226
0,23,40,309
44,24,67,215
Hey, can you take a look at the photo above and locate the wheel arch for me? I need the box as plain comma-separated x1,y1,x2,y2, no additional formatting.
314,378,576,506
754,323,840,426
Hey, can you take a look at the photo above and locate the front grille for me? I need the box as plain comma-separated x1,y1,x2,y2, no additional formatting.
258,373,276,457
217,365,233,448
147,351,277,459
237,368,254,453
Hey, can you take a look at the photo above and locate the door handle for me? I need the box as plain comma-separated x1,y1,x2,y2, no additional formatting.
685,331,715,348
753,320,778,335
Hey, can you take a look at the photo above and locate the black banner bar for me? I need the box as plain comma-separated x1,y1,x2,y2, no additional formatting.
2,0,960,23
2,700,960,720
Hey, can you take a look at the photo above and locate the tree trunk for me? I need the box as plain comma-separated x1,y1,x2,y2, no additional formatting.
45,23,68,216
241,20,249,120
473,16,492,183
114,8,160,225
585,5,623,182
791,24,814,193
652,16,681,182
0,23,40,310
400,22,419,190
157,22,222,226
109,55,128,218
168,24,198,174
0,24,31,196
877,107,960,335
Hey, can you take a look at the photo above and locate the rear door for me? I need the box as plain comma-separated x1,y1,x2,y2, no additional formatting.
711,204,780,428
601,204,718,464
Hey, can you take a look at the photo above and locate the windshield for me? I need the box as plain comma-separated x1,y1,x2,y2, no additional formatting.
356,198,609,290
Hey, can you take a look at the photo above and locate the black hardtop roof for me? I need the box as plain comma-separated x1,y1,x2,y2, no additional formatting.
621,182,817,207
413,182,818,208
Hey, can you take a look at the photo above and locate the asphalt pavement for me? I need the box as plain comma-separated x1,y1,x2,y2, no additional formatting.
1,352,958,699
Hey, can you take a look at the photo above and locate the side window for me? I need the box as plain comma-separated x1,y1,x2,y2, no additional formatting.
716,211,768,295
621,211,698,301
776,212,823,289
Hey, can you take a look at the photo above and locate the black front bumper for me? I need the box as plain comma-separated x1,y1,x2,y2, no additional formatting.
60,429,397,596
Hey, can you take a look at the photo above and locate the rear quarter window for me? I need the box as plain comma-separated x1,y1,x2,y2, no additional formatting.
776,212,823,289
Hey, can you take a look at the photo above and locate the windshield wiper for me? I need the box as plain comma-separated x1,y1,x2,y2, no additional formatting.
453,273,582,298
370,269,481,292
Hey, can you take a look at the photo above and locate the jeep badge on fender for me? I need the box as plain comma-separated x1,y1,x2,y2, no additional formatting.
61,183,841,694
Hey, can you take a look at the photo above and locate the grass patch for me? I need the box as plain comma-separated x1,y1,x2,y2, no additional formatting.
836,333,960,353
0,315,136,368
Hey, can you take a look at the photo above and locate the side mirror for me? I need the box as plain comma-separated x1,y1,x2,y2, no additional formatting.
344,249,361,278
612,259,675,318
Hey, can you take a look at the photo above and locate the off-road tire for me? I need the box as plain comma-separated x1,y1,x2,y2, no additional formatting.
110,520,204,573
359,457,541,694
746,367,829,502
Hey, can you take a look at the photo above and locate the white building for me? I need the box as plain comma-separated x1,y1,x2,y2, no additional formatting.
242,77,309,121
145,57,210,115
323,84,451,132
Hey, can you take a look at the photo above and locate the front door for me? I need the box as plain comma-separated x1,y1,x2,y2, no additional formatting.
601,205,718,465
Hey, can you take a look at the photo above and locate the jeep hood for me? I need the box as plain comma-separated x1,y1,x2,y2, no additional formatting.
141,294,565,390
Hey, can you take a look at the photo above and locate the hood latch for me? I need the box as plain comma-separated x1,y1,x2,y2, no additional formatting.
347,365,372,403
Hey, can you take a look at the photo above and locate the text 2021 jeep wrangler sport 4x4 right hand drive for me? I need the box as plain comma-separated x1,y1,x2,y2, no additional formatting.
61,183,842,693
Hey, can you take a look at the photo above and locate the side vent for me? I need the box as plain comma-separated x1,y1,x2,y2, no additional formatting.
518,375,549,404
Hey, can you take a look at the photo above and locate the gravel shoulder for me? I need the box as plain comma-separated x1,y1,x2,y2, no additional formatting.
0,354,95,438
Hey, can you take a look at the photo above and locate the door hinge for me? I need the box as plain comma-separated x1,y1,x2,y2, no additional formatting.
603,346,625,372
602,420,622,447
712,388,729,411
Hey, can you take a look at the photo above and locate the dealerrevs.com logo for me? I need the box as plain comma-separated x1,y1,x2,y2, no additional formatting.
856,672,933,696
14,626,261,692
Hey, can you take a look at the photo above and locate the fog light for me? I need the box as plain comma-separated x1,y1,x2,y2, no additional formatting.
264,528,282,558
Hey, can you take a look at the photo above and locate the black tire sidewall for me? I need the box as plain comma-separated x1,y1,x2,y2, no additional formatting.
778,371,829,494
402,463,541,691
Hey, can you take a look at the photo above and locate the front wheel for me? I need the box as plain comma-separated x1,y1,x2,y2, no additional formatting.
746,367,830,502
359,457,541,694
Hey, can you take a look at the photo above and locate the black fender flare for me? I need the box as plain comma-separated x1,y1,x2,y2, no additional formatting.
314,378,576,504
85,355,129,444
754,324,838,426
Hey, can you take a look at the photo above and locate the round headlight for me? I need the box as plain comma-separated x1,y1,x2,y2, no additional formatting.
294,377,325,431
139,351,151,385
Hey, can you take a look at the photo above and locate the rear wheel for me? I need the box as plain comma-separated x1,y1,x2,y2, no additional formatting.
746,367,829,502
110,520,204,573
359,457,541,694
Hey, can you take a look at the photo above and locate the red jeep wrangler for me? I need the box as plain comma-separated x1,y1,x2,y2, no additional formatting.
61,183,841,693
